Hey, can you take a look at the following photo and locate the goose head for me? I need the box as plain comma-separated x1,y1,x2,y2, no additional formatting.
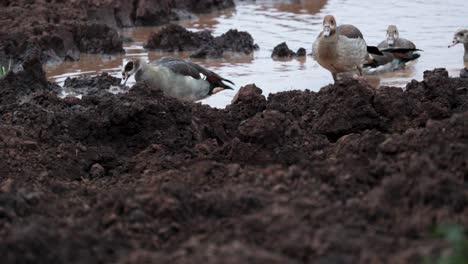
449,29,468,48
386,25,399,46
322,15,337,38
121,59,143,86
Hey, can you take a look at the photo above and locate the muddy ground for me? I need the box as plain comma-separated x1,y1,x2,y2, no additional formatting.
0,0,234,65
1,1,468,263
0,58,467,263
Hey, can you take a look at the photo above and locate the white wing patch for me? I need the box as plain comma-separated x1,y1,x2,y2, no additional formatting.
199,73,207,80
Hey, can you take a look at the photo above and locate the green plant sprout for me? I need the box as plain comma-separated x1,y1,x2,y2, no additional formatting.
0,60,11,78
425,224,468,264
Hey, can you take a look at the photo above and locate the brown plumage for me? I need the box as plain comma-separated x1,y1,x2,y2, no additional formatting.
338,25,364,39
313,15,379,81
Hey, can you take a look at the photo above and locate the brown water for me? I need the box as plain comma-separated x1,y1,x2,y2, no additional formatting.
46,0,468,108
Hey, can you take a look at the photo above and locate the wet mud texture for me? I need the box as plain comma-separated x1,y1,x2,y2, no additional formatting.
0,0,234,65
271,42,306,58
144,24,259,58
63,72,126,97
1,64,468,264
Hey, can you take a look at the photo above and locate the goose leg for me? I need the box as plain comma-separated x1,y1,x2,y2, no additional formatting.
357,66,363,76
460,68,468,78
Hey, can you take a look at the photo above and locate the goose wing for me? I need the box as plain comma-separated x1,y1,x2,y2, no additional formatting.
337,25,364,39
156,57,234,89
364,52,395,68
153,57,203,80
338,25,383,55
395,38,417,49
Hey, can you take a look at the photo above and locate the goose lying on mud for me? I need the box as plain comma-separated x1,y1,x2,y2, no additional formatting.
122,57,234,101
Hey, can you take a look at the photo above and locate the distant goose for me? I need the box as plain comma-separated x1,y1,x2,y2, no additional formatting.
448,29,468,78
312,15,383,81
365,25,421,70
122,57,234,101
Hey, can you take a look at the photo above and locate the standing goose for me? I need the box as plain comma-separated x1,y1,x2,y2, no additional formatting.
448,29,468,78
366,25,421,70
122,57,234,101
312,15,382,81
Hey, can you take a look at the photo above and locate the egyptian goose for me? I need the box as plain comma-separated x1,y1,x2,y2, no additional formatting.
448,29,468,78
312,15,382,81
122,57,234,101
365,25,421,70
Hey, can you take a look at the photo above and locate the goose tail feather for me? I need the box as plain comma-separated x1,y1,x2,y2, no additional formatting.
367,46,383,56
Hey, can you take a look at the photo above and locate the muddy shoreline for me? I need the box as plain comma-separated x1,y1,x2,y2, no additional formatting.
1,1,468,263
1,58,468,263
0,0,234,65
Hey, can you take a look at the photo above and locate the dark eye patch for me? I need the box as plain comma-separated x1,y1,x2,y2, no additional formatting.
124,61,134,72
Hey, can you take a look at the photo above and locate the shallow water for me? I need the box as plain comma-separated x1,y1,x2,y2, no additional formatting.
46,0,468,108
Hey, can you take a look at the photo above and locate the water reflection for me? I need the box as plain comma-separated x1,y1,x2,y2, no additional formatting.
179,8,236,30
273,0,328,14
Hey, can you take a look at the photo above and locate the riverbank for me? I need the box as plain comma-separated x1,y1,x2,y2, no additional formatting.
0,0,234,65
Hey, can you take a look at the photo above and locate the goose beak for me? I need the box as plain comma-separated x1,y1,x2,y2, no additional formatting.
121,72,129,86
323,24,331,37
387,38,395,46
448,40,460,48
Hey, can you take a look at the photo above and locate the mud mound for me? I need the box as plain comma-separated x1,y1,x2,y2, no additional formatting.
0,0,235,64
144,24,215,52
0,59,60,107
145,25,258,58
271,42,306,58
0,22,123,65
213,29,260,54
63,73,123,97
268,72,468,137
73,23,125,55
0,67,467,263
0,0,124,64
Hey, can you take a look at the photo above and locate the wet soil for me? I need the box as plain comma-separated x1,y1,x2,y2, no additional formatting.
0,0,234,65
144,24,258,58
1,59,467,263
271,42,306,58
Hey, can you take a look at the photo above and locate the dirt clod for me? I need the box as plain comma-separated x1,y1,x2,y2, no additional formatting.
0,0,235,64
271,42,306,58
145,25,258,58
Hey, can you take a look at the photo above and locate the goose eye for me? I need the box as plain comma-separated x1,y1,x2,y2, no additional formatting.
124,61,134,72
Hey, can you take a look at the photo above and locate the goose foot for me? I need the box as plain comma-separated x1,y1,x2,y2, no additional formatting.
460,68,468,78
